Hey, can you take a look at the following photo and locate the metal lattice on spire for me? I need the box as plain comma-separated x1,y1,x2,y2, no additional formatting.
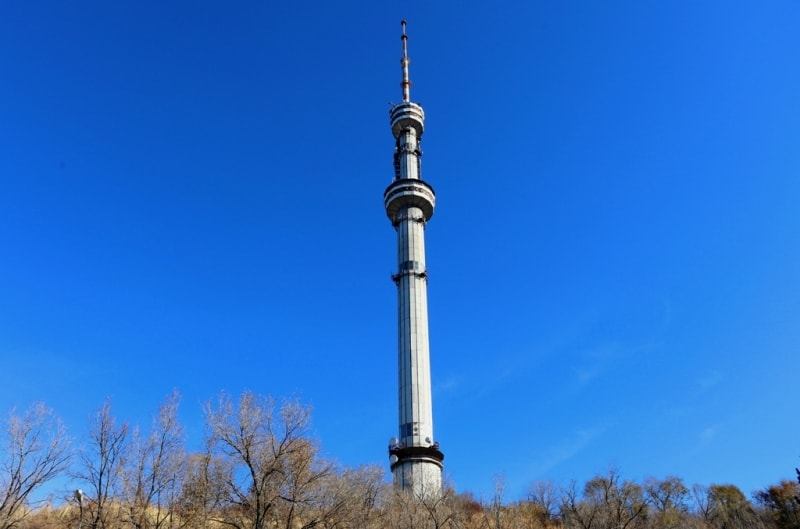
401,20,411,102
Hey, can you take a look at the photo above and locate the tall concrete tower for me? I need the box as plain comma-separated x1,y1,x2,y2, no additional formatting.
385,21,444,496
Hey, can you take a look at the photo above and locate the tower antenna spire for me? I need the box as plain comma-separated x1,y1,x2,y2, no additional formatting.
400,20,411,102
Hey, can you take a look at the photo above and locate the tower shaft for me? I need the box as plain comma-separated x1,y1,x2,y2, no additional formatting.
385,21,443,496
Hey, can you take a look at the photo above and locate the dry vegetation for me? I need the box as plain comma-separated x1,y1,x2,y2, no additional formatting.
2,391,798,529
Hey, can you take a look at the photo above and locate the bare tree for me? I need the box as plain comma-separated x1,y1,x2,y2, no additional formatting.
560,469,648,529
384,485,464,529
754,479,800,529
74,400,129,529
318,464,385,529
0,402,70,529
643,476,689,529
121,391,186,529
523,480,560,528
420,486,465,529
175,452,228,528
384,486,425,529
691,483,712,522
204,391,327,529
270,433,335,529
706,484,764,529
276,462,388,529
560,479,598,529
483,475,507,529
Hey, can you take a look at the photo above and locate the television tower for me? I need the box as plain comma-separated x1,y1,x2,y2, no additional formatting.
385,20,444,496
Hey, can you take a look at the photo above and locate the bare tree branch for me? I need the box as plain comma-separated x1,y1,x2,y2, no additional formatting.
0,402,70,529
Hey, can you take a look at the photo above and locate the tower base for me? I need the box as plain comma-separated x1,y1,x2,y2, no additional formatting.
390,444,444,496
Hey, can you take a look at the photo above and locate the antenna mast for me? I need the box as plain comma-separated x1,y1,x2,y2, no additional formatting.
400,20,411,102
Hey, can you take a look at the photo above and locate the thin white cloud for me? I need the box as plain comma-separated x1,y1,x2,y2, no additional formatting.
574,366,602,387
696,371,723,391
528,424,610,476
583,342,626,361
687,424,720,456
569,340,663,391
661,296,673,327
452,346,546,400
698,425,717,445
434,374,462,393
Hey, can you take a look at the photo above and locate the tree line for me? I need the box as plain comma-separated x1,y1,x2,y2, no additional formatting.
1,391,798,529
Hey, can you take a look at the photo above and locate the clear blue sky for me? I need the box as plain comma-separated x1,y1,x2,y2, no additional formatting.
1,1,798,501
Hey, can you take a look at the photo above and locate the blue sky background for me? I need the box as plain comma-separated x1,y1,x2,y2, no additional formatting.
1,1,798,501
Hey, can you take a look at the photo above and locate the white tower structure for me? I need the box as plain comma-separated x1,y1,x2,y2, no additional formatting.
385,21,444,496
